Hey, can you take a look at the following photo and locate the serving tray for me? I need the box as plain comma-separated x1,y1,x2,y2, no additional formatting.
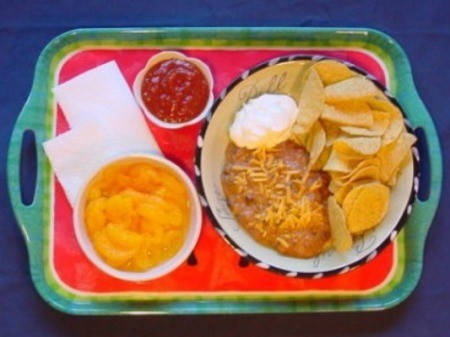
7,27,442,314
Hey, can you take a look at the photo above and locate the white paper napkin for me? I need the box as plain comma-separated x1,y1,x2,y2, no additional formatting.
43,61,161,206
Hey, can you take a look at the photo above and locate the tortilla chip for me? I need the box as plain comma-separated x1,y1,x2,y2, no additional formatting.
323,150,353,173
329,99,372,113
367,96,400,114
307,121,327,169
321,104,374,128
322,121,341,146
340,157,381,180
311,145,332,171
290,128,309,147
382,110,406,146
328,175,342,193
349,165,380,183
342,182,390,234
294,67,324,131
340,110,390,137
314,60,355,86
334,137,381,156
327,196,353,253
334,179,373,205
377,132,416,183
324,77,379,102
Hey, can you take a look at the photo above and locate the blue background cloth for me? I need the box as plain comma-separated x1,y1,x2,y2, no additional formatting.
1,0,449,335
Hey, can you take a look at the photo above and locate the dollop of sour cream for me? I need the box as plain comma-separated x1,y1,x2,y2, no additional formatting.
229,94,298,149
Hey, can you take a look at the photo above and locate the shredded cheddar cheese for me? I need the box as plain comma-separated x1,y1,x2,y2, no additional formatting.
222,141,331,258
230,146,327,235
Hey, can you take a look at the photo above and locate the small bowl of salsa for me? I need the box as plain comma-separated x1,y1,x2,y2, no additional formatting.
133,51,214,129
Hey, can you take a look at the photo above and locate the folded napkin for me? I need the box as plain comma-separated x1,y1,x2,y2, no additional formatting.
43,61,161,206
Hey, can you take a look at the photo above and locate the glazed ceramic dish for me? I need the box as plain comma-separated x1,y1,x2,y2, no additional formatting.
196,55,418,278
7,28,442,314
133,51,214,129
74,153,202,282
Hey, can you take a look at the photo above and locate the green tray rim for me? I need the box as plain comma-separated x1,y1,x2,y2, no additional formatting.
6,27,442,315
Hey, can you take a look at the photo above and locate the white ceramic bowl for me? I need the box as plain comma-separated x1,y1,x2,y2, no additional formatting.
195,55,419,278
74,153,202,281
133,51,214,129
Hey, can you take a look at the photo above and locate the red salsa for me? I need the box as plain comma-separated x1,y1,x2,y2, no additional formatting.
141,58,210,123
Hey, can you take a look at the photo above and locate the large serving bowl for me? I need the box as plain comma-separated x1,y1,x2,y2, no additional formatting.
195,55,419,278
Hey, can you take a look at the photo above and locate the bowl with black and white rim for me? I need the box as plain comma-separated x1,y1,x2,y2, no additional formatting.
195,54,420,278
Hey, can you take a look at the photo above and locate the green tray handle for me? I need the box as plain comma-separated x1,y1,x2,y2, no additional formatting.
393,46,443,249
403,93,442,246
375,27,443,307
379,89,443,308
7,94,49,261
396,88,442,305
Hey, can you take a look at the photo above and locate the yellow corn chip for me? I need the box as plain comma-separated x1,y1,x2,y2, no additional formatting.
295,67,324,131
343,182,390,234
314,60,355,86
382,110,406,146
340,110,390,137
307,121,326,169
290,128,309,147
377,132,416,183
334,136,381,156
311,145,332,171
327,196,353,253
329,99,372,113
322,121,341,146
334,179,373,205
386,151,413,187
323,150,353,173
324,77,379,102
329,171,345,185
338,157,379,178
335,183,354,205
328,175,342,193
367,96,400,114
349,165,380,183
321,104,374,127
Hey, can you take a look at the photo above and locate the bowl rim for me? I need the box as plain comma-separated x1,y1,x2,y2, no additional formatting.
194,54,420,279
73,152,202,282
132,50,214,129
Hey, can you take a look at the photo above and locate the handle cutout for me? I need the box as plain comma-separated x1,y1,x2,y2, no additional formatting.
20,129,38,206
414,127,430,202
